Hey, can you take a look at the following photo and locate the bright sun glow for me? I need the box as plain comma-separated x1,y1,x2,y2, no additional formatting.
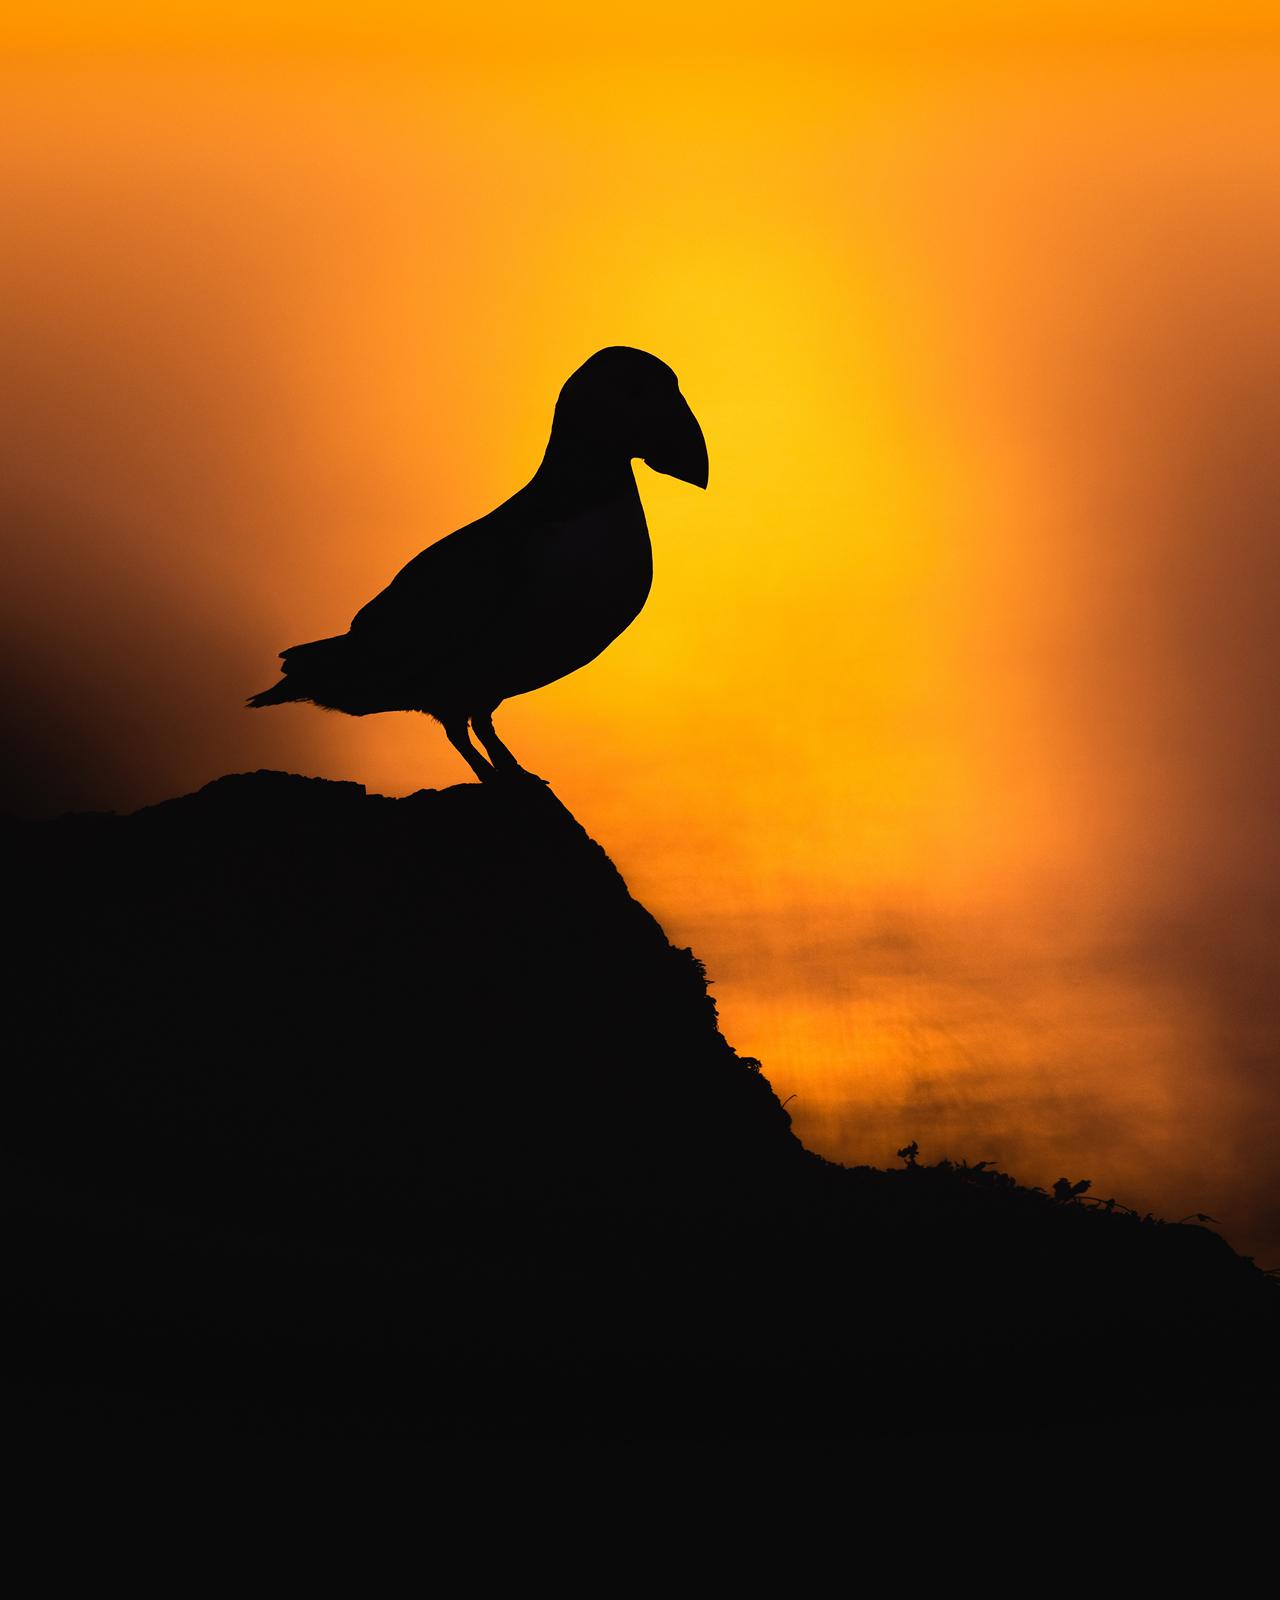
4,5,1280,1257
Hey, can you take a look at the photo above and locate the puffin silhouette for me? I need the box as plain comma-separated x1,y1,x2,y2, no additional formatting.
248,347,708,780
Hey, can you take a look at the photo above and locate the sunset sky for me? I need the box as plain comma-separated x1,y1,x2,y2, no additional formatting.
4,5,1279,1259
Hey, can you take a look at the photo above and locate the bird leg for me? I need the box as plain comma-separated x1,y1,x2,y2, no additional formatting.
442,715,496,782
470,710,529,778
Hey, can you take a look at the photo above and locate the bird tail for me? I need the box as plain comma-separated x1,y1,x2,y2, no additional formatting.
246,634,351,709
246,679,297,709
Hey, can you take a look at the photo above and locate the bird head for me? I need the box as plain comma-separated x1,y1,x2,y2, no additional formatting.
553,347,709,489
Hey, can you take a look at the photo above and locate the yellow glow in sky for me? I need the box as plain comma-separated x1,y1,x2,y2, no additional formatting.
4,8,1279,1258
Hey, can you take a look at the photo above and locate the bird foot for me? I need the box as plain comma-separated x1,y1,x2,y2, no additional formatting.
500,764,550,786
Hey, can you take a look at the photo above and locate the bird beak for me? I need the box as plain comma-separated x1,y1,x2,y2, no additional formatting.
642,392,709,489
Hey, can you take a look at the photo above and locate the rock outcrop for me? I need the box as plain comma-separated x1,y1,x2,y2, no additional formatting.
3,772,1276,1439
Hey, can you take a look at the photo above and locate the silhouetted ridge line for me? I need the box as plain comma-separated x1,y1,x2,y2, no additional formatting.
8,770,798,1220
3,771,1276,1440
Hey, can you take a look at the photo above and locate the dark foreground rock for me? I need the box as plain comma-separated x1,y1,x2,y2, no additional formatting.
3,771,1276,1439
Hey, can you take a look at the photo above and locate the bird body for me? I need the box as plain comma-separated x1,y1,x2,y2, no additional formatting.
248,347,707,779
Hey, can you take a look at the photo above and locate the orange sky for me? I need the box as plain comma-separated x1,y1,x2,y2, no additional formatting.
4,6,1279,1259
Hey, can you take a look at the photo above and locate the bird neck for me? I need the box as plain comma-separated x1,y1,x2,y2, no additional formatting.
532,426,636,509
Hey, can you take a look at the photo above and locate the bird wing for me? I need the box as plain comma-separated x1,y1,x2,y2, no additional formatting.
349,496,533,668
